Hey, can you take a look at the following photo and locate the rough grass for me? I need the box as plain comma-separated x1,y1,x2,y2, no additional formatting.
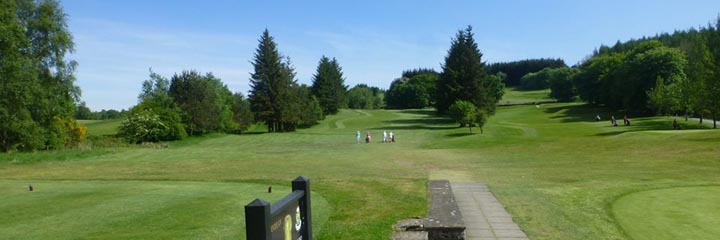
2,91,719,239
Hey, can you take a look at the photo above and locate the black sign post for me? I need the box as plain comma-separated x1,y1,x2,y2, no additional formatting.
245,176,311,240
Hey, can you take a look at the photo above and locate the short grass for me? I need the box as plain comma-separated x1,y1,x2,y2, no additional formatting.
79,119,123,136
612,186,720,240
499,87,553,104
2,92,719,239
0,180,330,239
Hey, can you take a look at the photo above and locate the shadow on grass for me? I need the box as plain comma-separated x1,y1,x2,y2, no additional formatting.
539,103,713,136
238,131,267,135
544,103,652,123
594,117,711,136
683,136,720,142
445,132,475,137
395,109,438,116
369,125,457,131
371,109,456,131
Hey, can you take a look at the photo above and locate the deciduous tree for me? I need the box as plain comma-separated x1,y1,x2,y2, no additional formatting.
0,0,82,151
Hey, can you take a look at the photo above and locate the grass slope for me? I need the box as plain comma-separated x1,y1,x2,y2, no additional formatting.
2,96,720,239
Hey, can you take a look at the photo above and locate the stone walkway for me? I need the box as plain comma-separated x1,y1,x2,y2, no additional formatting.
451,182,529,240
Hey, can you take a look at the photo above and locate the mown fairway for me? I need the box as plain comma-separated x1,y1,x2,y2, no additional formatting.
78,119,123,136
2,93,720,239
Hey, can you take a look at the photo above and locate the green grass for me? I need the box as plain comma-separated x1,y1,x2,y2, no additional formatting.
79,119,123,136
612,186,720,240
2,100,719,239
499,87,553,104
0,180,330,239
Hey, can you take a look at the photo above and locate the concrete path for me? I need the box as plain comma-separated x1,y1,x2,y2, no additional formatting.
451,182,529,240
687,117,718,127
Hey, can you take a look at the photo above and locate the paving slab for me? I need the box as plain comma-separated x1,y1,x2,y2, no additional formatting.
451,182,529,240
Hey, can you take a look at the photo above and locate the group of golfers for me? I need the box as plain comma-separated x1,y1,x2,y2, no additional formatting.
356,130,395,143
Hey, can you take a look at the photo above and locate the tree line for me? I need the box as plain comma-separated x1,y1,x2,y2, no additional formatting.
570,17,720,127
487,58,566,87
75,102,127,120
120,29,352,142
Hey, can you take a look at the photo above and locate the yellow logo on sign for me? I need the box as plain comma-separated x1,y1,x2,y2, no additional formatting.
284,214,292,240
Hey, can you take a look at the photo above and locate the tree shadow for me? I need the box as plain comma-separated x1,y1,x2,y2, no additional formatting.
239,131,267,135
592,117,707,136
445,132,474,137
369,125,457,131
543,103,652,123
372,109,457,131
543,104,609,123
394,109,439,115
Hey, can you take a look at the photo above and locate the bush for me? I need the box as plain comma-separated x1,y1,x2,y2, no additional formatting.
118,109,186,143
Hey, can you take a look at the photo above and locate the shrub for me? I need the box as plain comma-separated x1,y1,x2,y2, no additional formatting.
118,109,186,143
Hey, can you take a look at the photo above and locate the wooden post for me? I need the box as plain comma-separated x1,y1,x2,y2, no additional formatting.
292,176,312,240
245,199,271,240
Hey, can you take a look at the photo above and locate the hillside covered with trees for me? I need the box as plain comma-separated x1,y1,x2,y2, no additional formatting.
570,17,720,126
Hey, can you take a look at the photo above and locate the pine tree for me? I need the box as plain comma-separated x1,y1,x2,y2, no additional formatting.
248,29,296,132
436,26,495,114
311,56,347,115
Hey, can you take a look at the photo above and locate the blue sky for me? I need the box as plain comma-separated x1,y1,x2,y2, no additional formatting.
63,0,720,110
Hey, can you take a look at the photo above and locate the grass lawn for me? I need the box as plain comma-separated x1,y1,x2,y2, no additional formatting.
499,87,553,104
0,180,330,239
78,119,123,136
2,91,719,239
612,186,720,240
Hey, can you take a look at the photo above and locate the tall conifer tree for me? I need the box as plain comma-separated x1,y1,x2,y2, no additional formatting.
436,26,496,114
248,29,296,132
311,56,347,115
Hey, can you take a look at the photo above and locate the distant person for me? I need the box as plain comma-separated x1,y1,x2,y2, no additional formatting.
366,132,372,143
383,130,388,143
623,115,630,126
356,131,361,143
611,115,617,126
390,131,395,143
595,115,601,121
